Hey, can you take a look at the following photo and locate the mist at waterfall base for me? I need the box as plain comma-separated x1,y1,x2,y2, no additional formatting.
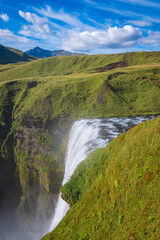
49,116,154,232
0,200,54,240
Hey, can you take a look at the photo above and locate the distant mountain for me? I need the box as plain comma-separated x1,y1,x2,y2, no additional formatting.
25,46,85,58
0,44,35,64
51,50,77,56
25,47,52,58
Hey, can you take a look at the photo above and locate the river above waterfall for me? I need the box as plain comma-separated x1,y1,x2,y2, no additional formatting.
48,115,154,233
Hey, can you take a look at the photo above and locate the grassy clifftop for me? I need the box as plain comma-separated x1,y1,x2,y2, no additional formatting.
0,51,160,120
43,116,160,240
1,57,160,122
1,51,160,81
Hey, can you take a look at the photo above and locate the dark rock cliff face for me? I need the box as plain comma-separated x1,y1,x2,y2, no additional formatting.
0,88,21,208
14,114,72,234
0,86,72,237
0,88,23,239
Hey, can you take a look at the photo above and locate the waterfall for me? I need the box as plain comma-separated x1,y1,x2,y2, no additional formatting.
49,116,154,232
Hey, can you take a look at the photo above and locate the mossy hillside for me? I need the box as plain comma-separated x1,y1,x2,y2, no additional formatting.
14,133,67,191
61,148,107,206
0,61,160,216
12,124,68,228
11,66,160,121
43,116,160,240
0,52,160,123
0,52,160,231
1,51,160,81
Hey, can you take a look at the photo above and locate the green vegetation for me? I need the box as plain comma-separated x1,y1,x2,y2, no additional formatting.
1,51,160,81
1,63,160,122
43,116,160,240
0,51,160,232
0,51,160,122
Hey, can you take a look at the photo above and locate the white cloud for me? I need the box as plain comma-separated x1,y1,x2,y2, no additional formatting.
0,29,29,43
35,5,91,30
18,11,63,49
62,25,142,51
0,13,9,22
19,11,51,36
18,8,95,48
127,20,152,27
142,31,160,45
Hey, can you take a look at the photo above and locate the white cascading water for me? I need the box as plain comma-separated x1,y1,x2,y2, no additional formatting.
49,116,154,232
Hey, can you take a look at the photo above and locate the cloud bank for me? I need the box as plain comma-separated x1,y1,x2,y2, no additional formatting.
0,29,29,43
62,25,142,51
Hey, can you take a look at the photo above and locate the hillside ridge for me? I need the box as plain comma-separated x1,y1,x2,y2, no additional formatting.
1,51,160,82
0,44,35,64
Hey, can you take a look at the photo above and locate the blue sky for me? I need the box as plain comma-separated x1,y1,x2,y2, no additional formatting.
0,0,160,53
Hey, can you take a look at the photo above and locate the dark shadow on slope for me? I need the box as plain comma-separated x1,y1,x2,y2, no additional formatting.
0,44,35,64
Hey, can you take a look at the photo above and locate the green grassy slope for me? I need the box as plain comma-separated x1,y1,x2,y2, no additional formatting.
9,66,160,121
43,116,160,240
0,44,35,64
1,51,160,81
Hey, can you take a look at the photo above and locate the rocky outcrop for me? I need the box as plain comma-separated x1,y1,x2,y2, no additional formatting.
93,61,127,73
14,113,72,232
0,87,21,209
0,83,72,237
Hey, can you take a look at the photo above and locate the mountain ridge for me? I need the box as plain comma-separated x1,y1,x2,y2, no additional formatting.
0,44,35,64
25,46,86,58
